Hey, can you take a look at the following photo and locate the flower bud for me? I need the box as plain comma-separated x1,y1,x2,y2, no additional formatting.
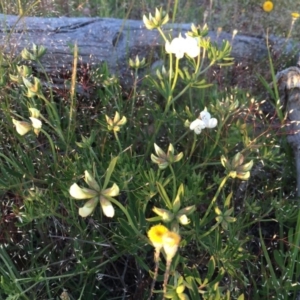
152,206,174,222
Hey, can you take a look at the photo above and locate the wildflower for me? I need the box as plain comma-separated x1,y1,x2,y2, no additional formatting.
152,206,174,222
188,23,209,38
177,214,189,225
162,231,181,261
221,152,253,180
291,12,300,19
60,290,70,300
162,231,181,296
262,1,273,12
147,224,169,250
29,117,42,136
215,206,236,230
21,43,47,61
189,108,218,134
69,170,119,218
165,34,200,59
151,143,183,170
105,112,127,132
147,224,169,299
176,205,195,225
143,7,169,30
129,55,146,69
12,119,32,136
12,108,42,136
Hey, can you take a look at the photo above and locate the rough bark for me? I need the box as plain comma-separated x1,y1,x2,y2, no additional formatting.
0,13,299,88
275,62,300,197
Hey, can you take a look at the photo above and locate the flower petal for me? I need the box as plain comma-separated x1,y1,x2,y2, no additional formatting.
79,197,98,217
190,119,205,134
29,108,41,118
102,183,119,197
165,41,172,54
207,118,218,128
147,224,169,249
117,115,127,126
199,110,211,126
189,119,205,130
100,197,115,217
184,36,200,58
154,143,166,158
69,183,97,199
29,117,42,129
113,111,120,123
105,115,113,126
84,170,100,191
12,119,32,135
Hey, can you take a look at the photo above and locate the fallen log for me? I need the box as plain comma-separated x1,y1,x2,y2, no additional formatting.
0,13,299,92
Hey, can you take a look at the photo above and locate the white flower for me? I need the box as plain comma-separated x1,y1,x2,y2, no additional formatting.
190,108,218,134
184,35,200,58
189,119,206,134
199,109,218,128
165,34,200,59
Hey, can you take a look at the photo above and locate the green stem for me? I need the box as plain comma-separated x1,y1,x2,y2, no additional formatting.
40,128,58,166
157,27,168,42
169,164,177,201
200,174,230,226
189,133,198,159
172,0,179,23
163,259,172,298
167,83,191,109
39,114,65,145
114,131,123,153
174,129,190,145
202,112,231,164
131,68,139,117
168,53,173,86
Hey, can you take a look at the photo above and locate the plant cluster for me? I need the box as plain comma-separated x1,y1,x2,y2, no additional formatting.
0,5,299,300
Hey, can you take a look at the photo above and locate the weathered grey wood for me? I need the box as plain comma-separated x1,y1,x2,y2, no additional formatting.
275,58,300,197
0,13,299,87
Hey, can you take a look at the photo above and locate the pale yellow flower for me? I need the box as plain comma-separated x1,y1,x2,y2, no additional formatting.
151,143,183,169
12,119,32,136
69,171,119,218
105,112,127,132
152,206,174,222
12,116,42,136
143,8,169,30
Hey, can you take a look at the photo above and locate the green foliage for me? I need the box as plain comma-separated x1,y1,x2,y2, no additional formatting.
0,3,299,300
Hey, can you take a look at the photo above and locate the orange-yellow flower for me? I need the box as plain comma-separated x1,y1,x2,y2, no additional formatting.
162,231,181,261
262,1,273,12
